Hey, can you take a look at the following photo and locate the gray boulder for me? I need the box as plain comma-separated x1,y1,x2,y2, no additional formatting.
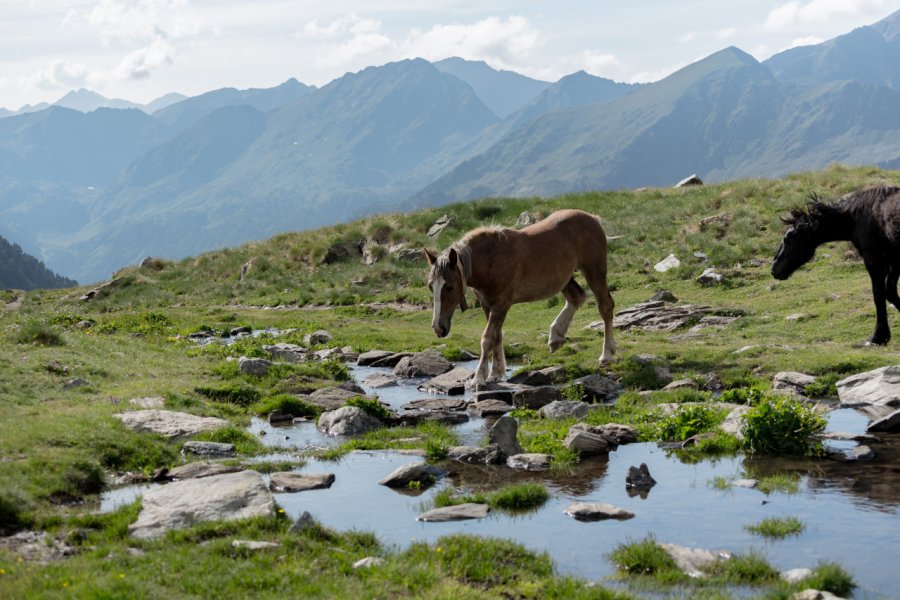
269,472,335,492
264,343,309,363
538,400,590,420
469,399,513,417
836,365,900,407
357,350,395,366
114,410,228,440
363,373,398,388
419,367,472,395
773,371,817,395
306,386,373,412
317,406,382,436
696,268,724,286
563,502,634,521
128,470,275,539
304,330,333,346
167,462,241,480
182,441,235,457
401,398,467,412
658,543,731,578
513,386,561,409
488,415,523,456
418,503,490,522
572,374,621,403
370,352,413,368
564,429,611,456
507,453,552,471
238,357,274,376
378,462,445,489
587,423,638,445
398,410,469,426
447,444,505,465
867,408,900,432
393,350,453,378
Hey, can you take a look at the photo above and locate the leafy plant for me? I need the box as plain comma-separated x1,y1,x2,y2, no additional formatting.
344,396,392,421
654,404,724,441
742,396,826,455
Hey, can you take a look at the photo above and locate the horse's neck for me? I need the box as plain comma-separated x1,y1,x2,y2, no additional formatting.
813,206,855,245
463,235,499,290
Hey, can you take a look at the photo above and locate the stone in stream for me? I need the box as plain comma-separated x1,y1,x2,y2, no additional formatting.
472,386,516,403
356,350,395,366
267,409,295,425
507,453,552,471
114,410,228,440
867,408,900,432
363,373,398,388
447,444,505,465
658,543,732,578
488,415,523,457
513,386,561,409
378,462,446,489
318,406,382,436
182,441,235,457
539,400,590,420
469,399,513,417
731,479,759,489
836,365,900,408
417,503,490,522
305,386,376,412
269,472,335,492
393,350,453,378
128,470,275,539
625,463,656,490
401,398,468,412
167,462,242,480
563,502,634,521
370,352,413,368
780,568,814,583
397,410,469,426
419,367,472,395
564,429,611,456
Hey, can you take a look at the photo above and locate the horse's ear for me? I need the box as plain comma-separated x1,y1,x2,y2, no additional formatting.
424,249,437,265
448,247,458,267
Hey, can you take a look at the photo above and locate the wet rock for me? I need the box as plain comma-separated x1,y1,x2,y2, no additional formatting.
513,385,561,409
398,410,470,426
393,350,453,378
129,396,165,409
269,472,335,492
626,463,656,490
658,543,731,578
488,415,523,457
675,173,703,187
507,453,552,471
837,365,900,408
304,330,333,346
378,462,445,489
731,479,759,489
267,409,295,425
232,540,280,550
402,398,468,412
469,399,514,417
538,400,590,420
264,343,309,363
370,352,413,368
363,373,398,388
563,502,634,521
182,441,235,457
472,386,516,403
290,511,315,533
605,300,714,332
419,367,472,395
167,462,242,480
654,253,681,272
238,356,273,376
508,369,551,386
780,568,813,583
353,556,385,568
696,268,724,286
114,410,228,440
305,387,374,412
773,371,817,395
318,406,382,436
427,214,455,237
564,429,610,456
418,503,490,522
447,444,505,465
867,408,900,432
357,350,395,366
572,374,621,403
129,470,275,539
662,379,698,391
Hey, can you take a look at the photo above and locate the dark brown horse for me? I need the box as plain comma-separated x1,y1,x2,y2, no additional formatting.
425,209,616,386
772,185,900,345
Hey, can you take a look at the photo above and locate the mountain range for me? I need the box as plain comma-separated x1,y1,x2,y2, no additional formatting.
1,9,899,285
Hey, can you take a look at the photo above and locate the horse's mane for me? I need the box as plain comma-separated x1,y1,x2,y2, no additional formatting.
784,185,900,230
435,242,473,286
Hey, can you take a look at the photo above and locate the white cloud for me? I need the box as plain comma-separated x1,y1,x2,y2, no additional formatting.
28,60,92,90
679,31,698,43
80,0,200,44
114,37,176,80
765,0,884,30
579,50,621,74
404,16,543,67
716,27,737,39
789,35,825,47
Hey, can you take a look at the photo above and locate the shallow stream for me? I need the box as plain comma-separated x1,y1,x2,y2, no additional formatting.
102,362,900,597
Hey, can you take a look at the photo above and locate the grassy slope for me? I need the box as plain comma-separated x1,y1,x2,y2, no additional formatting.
1,164,899,597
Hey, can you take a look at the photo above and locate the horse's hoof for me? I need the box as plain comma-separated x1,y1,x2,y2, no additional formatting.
548,339,564,353
865,339,889,347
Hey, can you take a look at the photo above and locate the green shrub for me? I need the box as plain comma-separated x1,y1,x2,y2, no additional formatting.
804,373,841,398
194,426,264,454
194,384,261,406
345,396,392,421
0,488,34,533
719,386,765,405
742,396,826,455
803,562,856,597
474,204,503,220
62,459,106,497
654,404,723,441
14,321,64,346
610,537,679,577
251,394,319,418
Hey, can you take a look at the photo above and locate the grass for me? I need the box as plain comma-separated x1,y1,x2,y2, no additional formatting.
431,482,551,514
315,422,459,460
744,516,805,539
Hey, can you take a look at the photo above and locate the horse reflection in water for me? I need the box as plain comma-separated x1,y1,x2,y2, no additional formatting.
772,185,900,346
425,209,616,387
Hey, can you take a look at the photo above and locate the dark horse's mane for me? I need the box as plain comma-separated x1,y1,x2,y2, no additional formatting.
782,185,900,231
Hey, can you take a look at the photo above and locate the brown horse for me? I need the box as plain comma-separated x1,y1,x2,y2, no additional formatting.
425,209,616,387
772,185,900,345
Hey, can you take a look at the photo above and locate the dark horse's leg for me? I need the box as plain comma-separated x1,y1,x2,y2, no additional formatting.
886,265,900,312
866,261,890,345
549,278,587,352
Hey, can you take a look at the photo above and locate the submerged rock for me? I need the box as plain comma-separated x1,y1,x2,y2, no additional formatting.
507,453,552,471
447,444,505,465
563,502,634,521
417,503,490,522
626,463,656,491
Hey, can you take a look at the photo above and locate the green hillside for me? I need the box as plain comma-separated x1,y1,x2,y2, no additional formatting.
1,166,898,598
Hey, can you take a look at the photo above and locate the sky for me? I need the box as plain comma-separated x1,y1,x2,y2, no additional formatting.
1,0,898,110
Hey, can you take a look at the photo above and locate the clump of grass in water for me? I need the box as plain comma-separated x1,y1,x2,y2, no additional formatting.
609,538,682,581
432,483,550,514
193,426,265,455
757,473,802,495
251,394,318,419
742,396,826,455
654,404,727,442
744,516,805,539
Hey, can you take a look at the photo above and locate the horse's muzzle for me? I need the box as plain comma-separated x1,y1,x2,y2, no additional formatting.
433,325,448,338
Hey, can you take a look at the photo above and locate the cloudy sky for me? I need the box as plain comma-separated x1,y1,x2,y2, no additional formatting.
1,0,896,110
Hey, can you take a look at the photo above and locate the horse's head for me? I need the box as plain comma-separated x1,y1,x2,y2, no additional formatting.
424,247,468,338
771,202,821,280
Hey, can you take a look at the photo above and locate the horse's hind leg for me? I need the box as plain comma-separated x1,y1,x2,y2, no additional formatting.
886,265,900,311
549,278,587,352
582,266,617,364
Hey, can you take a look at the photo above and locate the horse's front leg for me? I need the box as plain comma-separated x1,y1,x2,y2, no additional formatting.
886,265,900,312
866,262,890,345
472,306,508,387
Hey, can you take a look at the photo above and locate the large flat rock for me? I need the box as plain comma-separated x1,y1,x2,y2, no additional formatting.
417,503,490,522
269,472,335,492
128,470,275,539
837,365,900,407
564,502,634,521
113,410,228,440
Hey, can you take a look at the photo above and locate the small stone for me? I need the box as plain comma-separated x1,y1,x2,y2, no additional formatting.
419,367,471,395
317,406,382,436
731,479,758,489
785,313,805,321
356,350,395,366
417,503,490,522
781,568,814,583
378,462,445,489
363,373,398,388
659,543,731,578
654,253,681,272
304,330,333,346
564,429,610,456
773,371,817,395
675,174,703,187
696,268,724,286
507,453,552,471
469,399,513,417
563,502,634,521
232,540,280,550
269,472,335,492
846,445,874,461
353,556,385,568
513,386,561,409
662,379,698,391
64,377,89,389
538,400,589,420
181,441,235,456
626,463,656,490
